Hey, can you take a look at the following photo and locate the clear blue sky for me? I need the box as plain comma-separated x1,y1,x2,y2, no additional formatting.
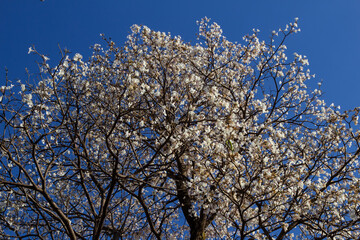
1,0,360,110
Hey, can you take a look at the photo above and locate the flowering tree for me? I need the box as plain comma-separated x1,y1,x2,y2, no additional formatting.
1,17,360,240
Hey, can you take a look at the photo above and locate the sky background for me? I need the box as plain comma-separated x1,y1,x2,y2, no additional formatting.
1,0,360,110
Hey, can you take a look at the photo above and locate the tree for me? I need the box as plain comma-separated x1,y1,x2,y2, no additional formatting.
1,17,360,240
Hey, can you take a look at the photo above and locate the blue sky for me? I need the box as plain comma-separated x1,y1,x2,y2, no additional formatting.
1,0,360,110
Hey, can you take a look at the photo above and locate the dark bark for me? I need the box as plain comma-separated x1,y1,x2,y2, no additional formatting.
189,220,207,240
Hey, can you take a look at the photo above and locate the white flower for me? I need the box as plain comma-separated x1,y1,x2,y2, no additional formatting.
59,68,65,76
73,53,83,61
350,209,357,220
281,223,289,231
23,93,33,107
28,47,34,54
43,55,50,61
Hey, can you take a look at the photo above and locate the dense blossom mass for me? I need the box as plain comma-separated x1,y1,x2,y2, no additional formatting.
1,18,360,239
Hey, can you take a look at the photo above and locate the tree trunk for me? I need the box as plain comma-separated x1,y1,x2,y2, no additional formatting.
189,220,207,240
190,230,206,240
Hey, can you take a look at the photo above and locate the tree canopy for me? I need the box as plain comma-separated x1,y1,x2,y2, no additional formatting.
1,18,360,239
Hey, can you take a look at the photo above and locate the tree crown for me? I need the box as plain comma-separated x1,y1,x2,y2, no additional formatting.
1,18,360,240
